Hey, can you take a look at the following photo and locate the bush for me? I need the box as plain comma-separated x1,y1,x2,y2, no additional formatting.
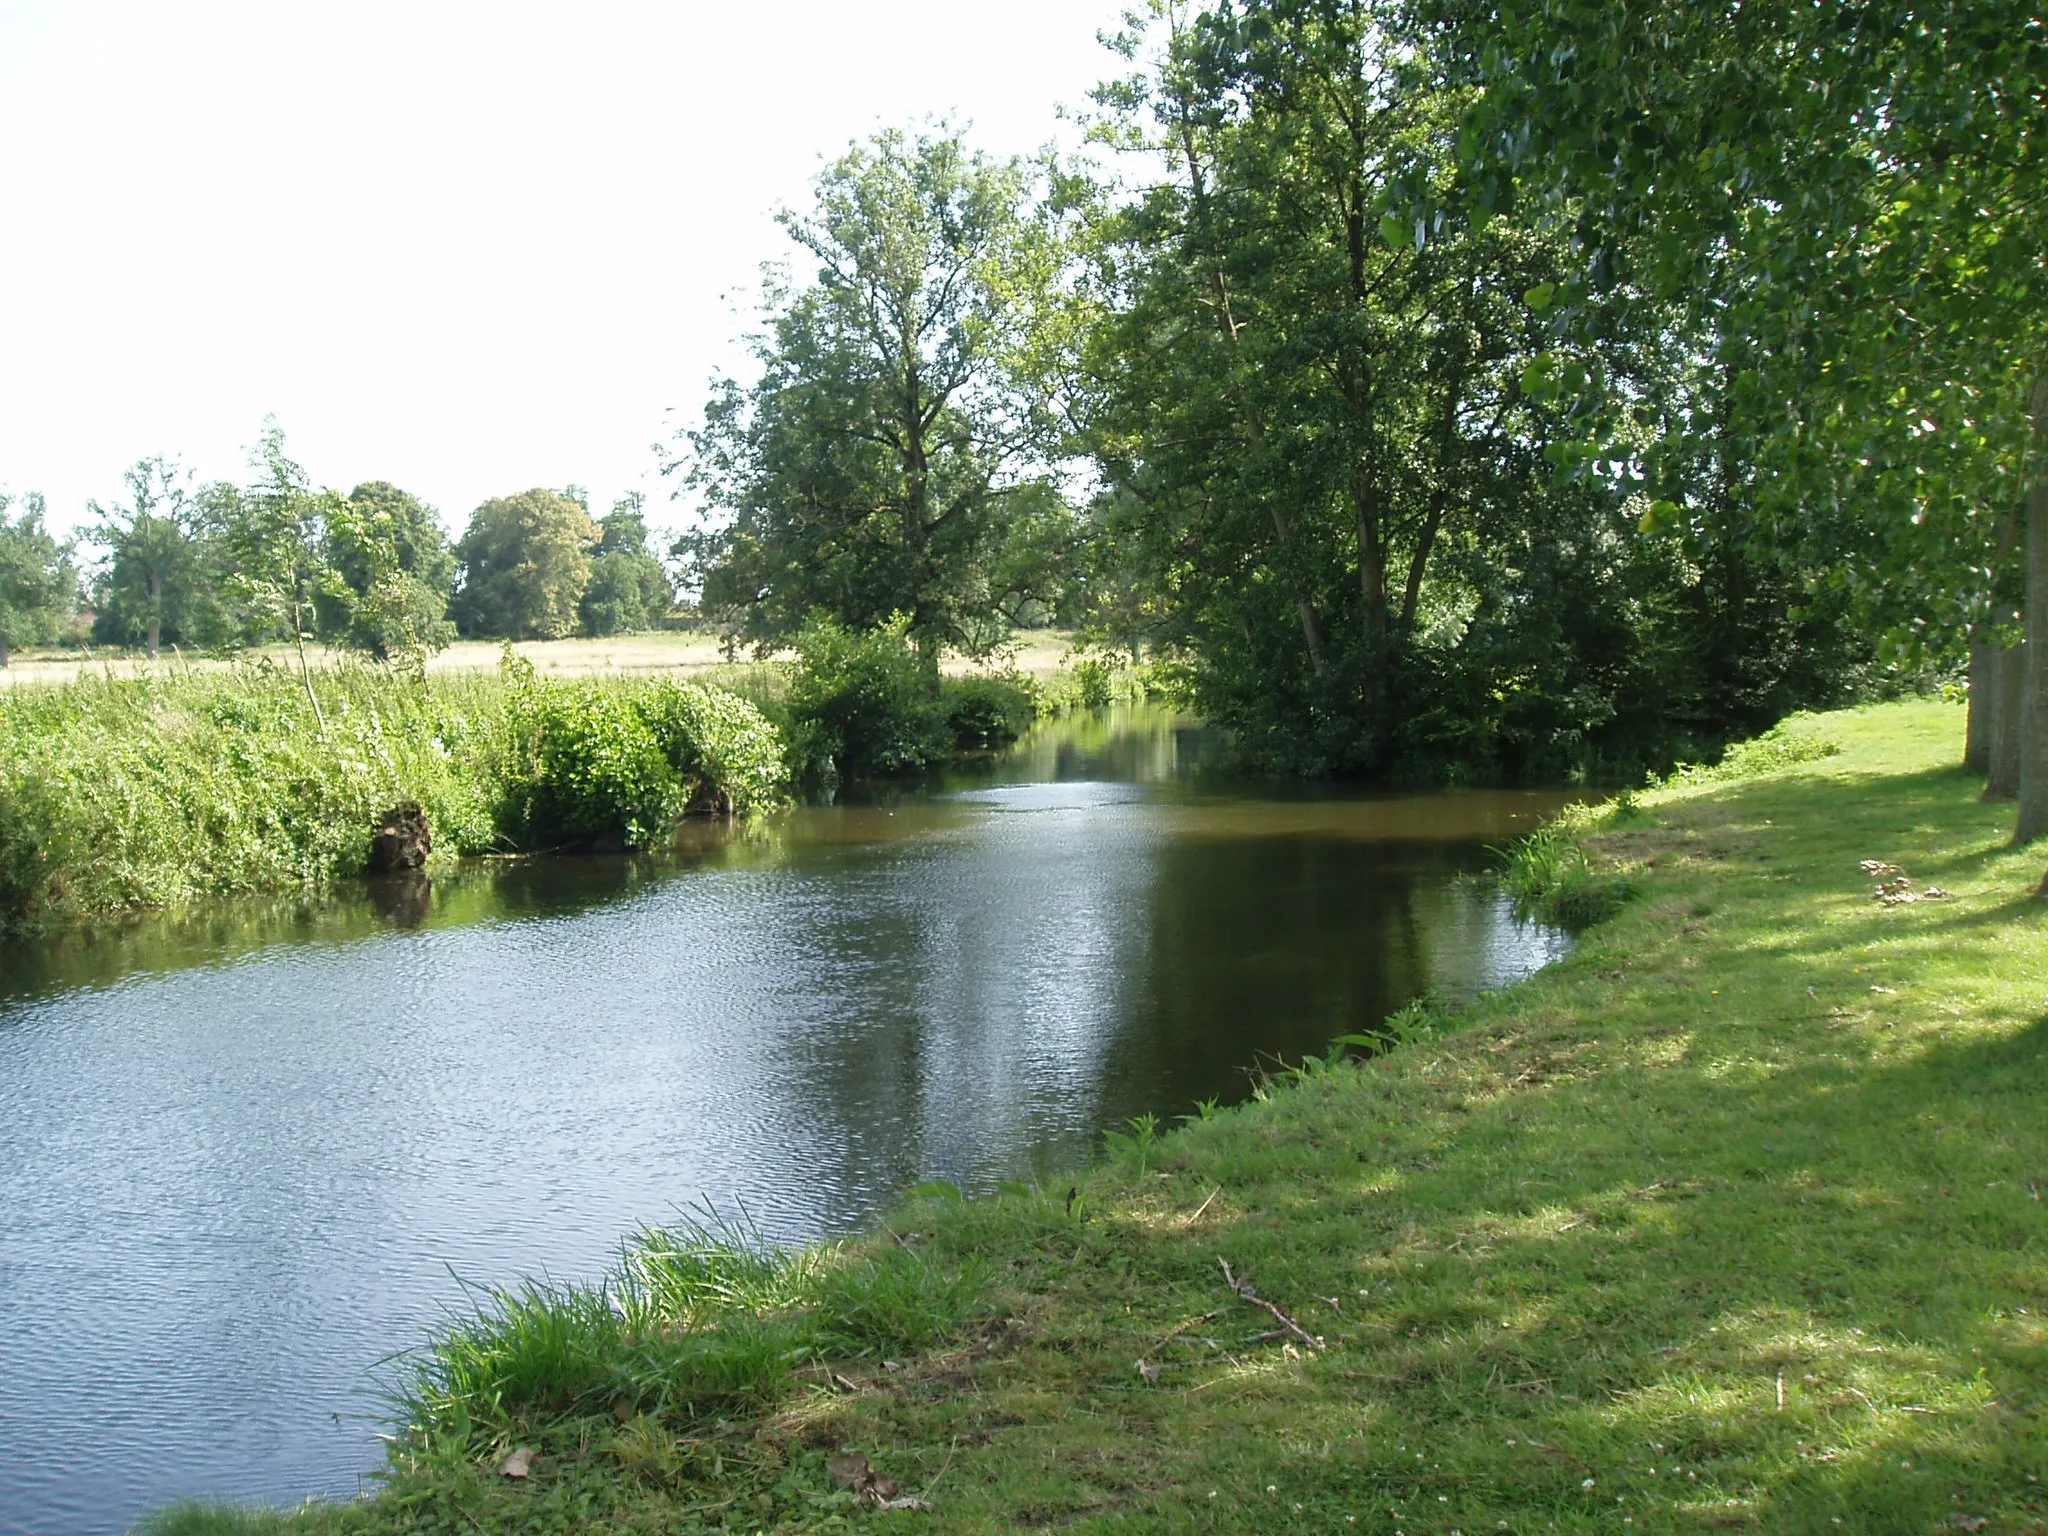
786,613,947,778
941,673,1036,750
495,683,682,849
635,679,790,814
1653,716,1843,787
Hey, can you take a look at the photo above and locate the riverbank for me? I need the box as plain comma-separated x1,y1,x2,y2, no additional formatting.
149,696,2046,1534
0,630,1093,929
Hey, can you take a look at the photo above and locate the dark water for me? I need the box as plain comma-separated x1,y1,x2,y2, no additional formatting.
0,708,1574,1535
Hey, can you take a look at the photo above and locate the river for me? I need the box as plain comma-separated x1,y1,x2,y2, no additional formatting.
0,706,1575,1534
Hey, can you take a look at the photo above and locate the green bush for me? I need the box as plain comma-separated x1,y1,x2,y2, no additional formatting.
1654,716,1843,788
786,613,947,778
0,664,793,929
495,683,682,850
941,672,1037,749
635,679,790,814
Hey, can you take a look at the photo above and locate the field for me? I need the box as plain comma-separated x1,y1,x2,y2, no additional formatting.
0,631,1085,689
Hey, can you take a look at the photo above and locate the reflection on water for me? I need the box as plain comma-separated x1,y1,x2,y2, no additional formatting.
0,707,1576,1535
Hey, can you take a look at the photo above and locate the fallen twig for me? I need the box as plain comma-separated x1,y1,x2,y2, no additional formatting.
1218,1258,1322,1350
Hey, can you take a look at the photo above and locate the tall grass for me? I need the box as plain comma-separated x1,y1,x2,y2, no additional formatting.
0,660,787,930
394,1209,987,1450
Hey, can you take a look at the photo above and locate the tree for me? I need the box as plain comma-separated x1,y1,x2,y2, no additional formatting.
217,421,338,722
1423,0,2048,835
89,456,211,659
0,491,77,667
322,481,457,658
1076,1,1851,775
580,493,673,637
451,488,596,639
679,124,1085,664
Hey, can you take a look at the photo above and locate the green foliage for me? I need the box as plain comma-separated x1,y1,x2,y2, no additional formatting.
0,665,497,927
0,490,78,661
939,672,1035,749
0,666,787,928
493,683,683,850
634,678,789,814
785,613,948,777
1082,4,1860,781
451,489,597,640
579,494,672,637
88,459,230,656
1653,719,1845,789
679,125,1085,658
393,1209,987,1444
321,482,457,658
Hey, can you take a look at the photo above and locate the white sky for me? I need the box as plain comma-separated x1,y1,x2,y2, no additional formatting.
0,0,1129,541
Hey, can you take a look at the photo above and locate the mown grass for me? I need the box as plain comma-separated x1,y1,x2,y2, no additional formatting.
150,698,2047,1534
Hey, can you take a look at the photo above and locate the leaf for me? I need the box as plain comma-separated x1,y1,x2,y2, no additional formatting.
499,1447,535,1480
1524,282,1557,310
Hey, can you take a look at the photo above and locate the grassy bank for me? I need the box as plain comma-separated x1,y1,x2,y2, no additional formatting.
0,626,1144,929
152,698,2046,1534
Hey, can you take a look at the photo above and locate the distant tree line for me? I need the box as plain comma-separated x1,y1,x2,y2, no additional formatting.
0,426,677,664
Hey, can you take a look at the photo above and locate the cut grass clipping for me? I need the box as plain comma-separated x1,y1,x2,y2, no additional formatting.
149,698,2046,1534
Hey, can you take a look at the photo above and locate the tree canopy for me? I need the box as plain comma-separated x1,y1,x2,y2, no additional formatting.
452,488,598,641
679,125,1086,662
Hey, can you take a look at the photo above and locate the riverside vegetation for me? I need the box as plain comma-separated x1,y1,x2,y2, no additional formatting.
0,617,1101,933
144,698,2048,1534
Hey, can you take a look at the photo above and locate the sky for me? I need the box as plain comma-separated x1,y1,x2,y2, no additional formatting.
0,0,1131,541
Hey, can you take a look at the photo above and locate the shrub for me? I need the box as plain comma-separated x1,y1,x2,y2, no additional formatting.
635,679,789,814
941,673,1036,750
494,683,683,849
786,613,947,778
1654,716,1842,788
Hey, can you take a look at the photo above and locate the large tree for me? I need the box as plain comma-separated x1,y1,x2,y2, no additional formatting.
1423,0,2048,832
451,488,596,640
90,456,218,659
0,491,77,667
322,481,457,658
580,493,673,637
1079,1,1850,775
679,125,1084,663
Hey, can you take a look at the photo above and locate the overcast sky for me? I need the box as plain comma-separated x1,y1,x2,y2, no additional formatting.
0,0,1128,539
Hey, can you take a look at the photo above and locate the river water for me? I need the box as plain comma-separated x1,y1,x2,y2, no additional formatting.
0,707,1573,1535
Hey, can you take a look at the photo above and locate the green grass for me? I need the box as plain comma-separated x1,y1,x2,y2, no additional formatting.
0,660,790,930
147,698,2048,1534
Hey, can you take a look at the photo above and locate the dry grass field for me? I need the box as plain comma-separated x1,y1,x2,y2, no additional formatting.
0,630,1084,689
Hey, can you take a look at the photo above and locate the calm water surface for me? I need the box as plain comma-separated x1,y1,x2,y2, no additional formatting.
0,708,1575,1534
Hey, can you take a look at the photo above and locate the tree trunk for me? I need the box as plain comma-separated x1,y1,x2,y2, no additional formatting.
2013,375,2048,844
145,569,162,661
0,632,10,668
1966,634,1994,773
1986,640,2023,800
